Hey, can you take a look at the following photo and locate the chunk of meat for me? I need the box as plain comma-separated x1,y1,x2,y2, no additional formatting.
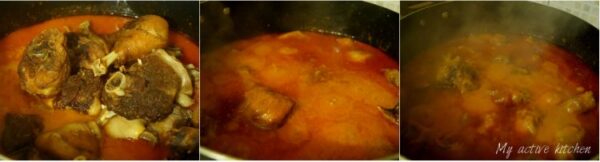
18,28,70,97
437,55,479,93
92,15,169,76
488,88,530,107
563,91,596,113
113,15,168,60
240,86,295,130
148,106,192,139
65,21,109,70
102,50,181,121
54,69,103,115
35,122,101,160
166,127,199,160
1,113,43,160
158,49,194,107
514,109,542,135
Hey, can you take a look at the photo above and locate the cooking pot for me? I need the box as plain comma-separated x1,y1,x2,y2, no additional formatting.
200,1,399,160
400,1,598,160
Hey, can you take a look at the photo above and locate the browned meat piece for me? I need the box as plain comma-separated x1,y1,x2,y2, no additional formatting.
563,91,596,113
437,55,479,93
102,50,181,121
35,122,101,160
65,21,109,70
240,86,295,130
54,69,103,115
53,22,106,115
166,127,199,160
1,113,43,160
488,88,530,107
148,106,192,139
18,28,70,97
514,108,542,135
92,15,169,76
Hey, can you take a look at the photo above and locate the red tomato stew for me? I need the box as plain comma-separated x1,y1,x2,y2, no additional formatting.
200,31,399,159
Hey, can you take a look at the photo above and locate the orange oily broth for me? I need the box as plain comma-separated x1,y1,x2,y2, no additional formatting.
0,15,199,159
401,34,598,159
201,31,399,159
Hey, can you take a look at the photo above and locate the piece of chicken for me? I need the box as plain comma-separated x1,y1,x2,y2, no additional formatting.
35,122,101,160
66,21,109,70
18,28,70,97
92,15,169,76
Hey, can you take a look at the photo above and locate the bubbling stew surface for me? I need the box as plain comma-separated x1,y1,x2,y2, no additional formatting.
401,34,598,160
201,31,399,159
